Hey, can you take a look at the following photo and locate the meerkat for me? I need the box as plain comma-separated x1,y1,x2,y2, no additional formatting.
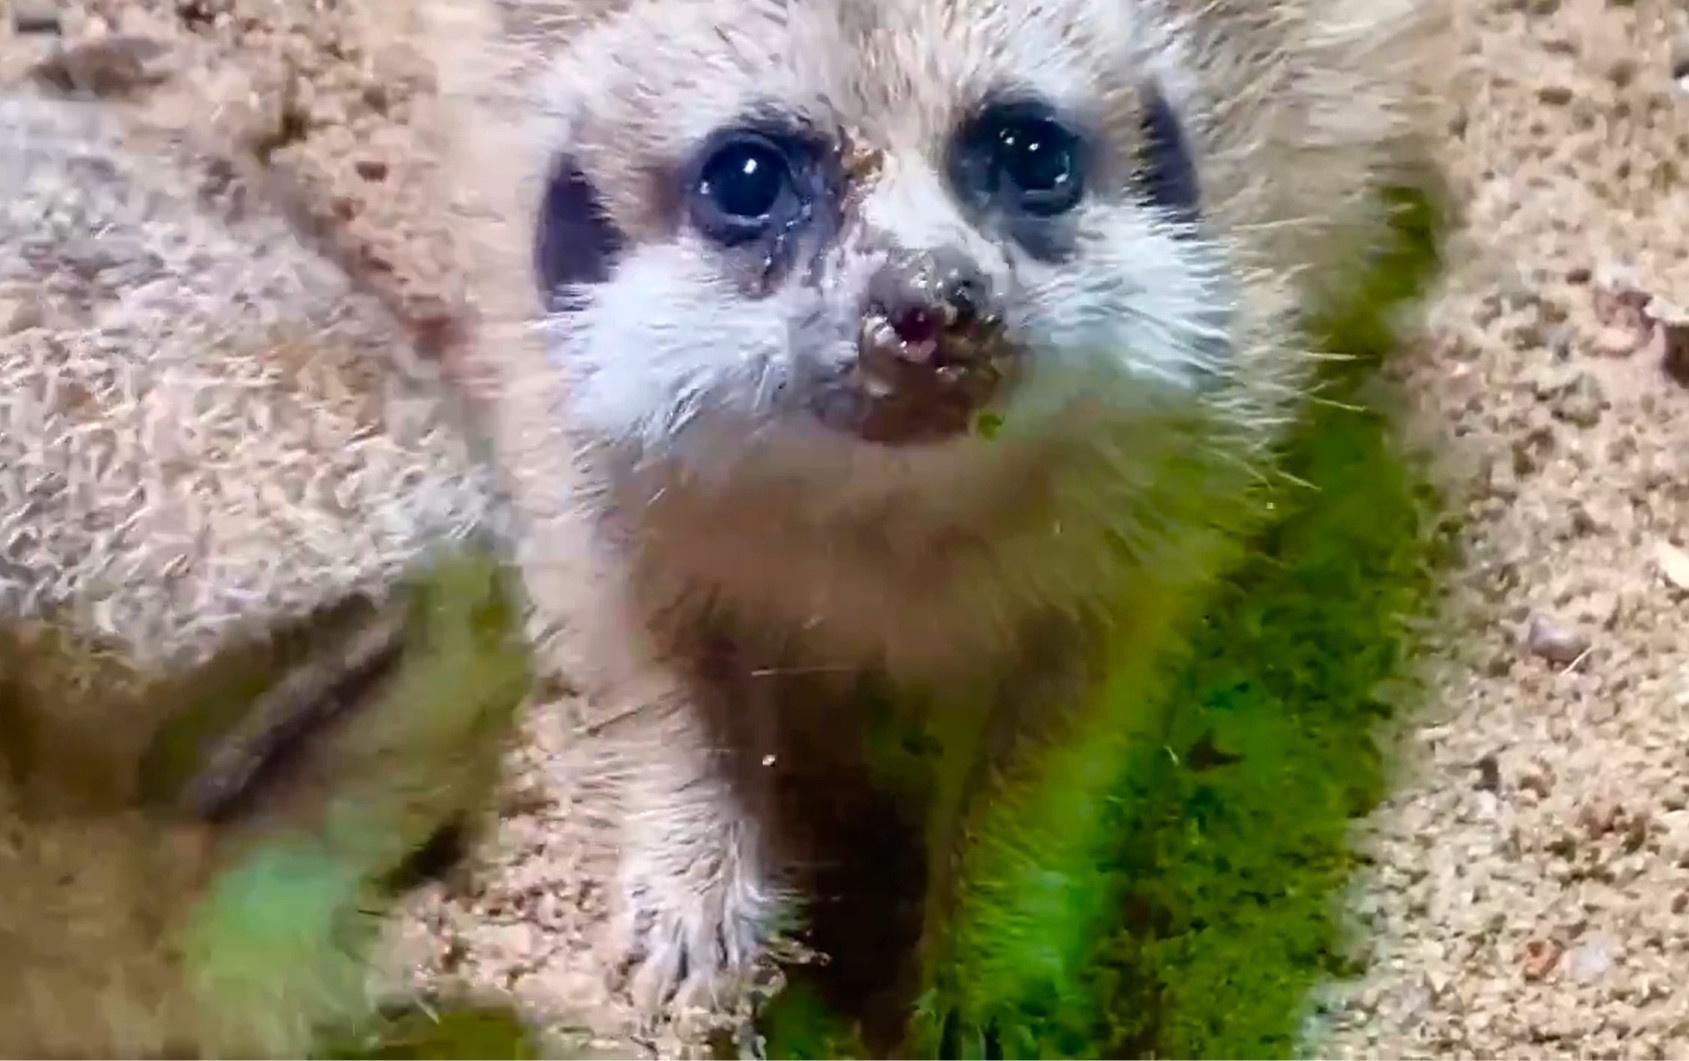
420,0,1451,1035
0,69,534,1056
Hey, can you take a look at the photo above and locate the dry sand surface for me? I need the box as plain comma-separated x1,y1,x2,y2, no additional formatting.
11,0,1689,1056
1310,1,1689,1057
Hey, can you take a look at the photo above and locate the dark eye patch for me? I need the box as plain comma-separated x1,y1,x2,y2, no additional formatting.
533,158,625,309
1137,87,1201,222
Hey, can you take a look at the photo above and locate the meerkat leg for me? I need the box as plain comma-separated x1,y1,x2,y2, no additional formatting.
615,727,779,1013
605,641,793,1016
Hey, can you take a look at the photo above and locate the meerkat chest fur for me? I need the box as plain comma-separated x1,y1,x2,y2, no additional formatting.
605,410,1240,687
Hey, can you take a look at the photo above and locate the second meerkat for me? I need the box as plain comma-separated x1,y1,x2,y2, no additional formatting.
426,0,1450,1022
0,65,533,1055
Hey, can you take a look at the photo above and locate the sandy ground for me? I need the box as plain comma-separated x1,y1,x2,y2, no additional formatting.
1308,0,1689,1056
13,0,1689,1056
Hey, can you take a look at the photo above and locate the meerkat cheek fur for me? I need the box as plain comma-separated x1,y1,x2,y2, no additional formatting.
428,0,1449,1032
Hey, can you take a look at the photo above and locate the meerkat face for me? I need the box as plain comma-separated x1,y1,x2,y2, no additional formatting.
534,0,1242,497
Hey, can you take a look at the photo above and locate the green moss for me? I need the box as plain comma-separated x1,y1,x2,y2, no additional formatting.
1094,348,1446,1059
1097,188,1448,1061
315,1004,547,1060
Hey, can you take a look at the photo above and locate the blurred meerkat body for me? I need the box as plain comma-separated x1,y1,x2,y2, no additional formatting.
425,0,1448,1024
0,84,527,1057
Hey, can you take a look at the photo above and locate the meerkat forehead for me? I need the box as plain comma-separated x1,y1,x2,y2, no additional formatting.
546,0,1195,239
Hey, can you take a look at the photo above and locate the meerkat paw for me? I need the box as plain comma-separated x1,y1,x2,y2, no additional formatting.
613,829,786,1016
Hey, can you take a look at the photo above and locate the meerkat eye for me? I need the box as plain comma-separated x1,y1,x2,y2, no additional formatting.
688,130,806,246
949,100,1087,218
1138,88,1200,220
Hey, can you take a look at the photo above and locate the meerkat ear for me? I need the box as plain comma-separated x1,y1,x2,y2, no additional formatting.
534,157,626,307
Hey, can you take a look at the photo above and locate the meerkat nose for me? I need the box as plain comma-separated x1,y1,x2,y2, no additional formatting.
837,246,1010,445
866,246,996,354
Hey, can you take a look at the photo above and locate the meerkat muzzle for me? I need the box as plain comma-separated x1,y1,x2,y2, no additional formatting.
830,246,1012,445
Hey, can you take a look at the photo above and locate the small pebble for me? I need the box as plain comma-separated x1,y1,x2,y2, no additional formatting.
1518,771,1554,799
1655,541,1689,591
1552,371,1605,427
1475,753,1502,793
1592,324,1640,358
1525,614,1590,665
1521,938,1563,981
1565,940,1613,984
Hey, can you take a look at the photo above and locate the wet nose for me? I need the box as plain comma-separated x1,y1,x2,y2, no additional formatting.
866,247,998,352
834,246,1010,445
